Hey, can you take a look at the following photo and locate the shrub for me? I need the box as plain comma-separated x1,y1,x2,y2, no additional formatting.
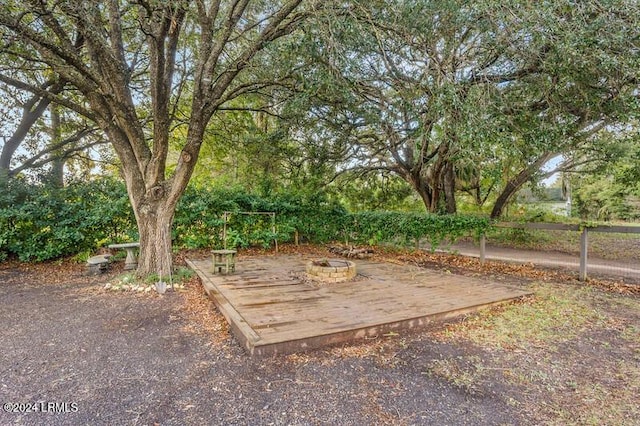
0,178,493,261
0,178,135,261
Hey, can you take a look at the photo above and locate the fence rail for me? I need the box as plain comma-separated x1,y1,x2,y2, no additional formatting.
497,222,640,234
481,222,640,281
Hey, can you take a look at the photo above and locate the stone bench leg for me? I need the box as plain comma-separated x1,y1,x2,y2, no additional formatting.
87,255,111,275
88,263,105,275
124,248,138,270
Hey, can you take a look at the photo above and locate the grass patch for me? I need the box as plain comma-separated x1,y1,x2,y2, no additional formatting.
488,227,554,249
435,282,640,425
423,356,485,396
444,283,606,350
551,362,640,426
621,324,640,345
485,227,640,261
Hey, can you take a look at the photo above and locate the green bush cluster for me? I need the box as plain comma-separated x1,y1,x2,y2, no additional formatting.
0,178,136,261
175,189,490,250
346,211,491,249
0,178,491,262
173,186,348,248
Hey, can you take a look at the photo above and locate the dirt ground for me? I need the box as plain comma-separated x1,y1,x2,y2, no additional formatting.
1,248,639,425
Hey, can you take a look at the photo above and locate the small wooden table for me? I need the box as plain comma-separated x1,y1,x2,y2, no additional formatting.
211,249,237,274
108,242,140,270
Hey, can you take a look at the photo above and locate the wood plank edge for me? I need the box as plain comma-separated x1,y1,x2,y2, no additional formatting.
186,259,261,356
250,292,532,357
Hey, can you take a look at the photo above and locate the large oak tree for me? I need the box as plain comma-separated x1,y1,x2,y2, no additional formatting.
295,0,639,216
0,0,312,275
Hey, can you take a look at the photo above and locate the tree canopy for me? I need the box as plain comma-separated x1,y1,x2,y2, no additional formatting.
1,0,638,274
280,0,639,216
0,0,314,275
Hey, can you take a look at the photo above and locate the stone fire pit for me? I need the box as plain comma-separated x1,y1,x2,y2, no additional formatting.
305,259,356,283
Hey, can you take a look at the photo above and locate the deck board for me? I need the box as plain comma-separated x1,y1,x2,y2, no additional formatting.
187,255,531,356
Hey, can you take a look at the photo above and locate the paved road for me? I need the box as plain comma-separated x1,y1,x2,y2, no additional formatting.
437,241,640,282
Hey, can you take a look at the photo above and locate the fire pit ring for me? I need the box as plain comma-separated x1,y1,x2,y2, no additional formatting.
306,259,356,283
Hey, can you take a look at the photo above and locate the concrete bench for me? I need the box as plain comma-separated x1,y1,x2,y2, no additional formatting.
87,254,111,275
108,242,140,270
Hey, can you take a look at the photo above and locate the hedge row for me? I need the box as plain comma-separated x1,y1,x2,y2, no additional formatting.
0,179,135,262
0,178,490,261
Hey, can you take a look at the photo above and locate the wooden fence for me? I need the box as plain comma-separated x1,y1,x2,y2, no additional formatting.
480,223,640,281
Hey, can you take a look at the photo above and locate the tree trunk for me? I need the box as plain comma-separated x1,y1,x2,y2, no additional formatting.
443,163,457,214
411,176,437,213
48,104,65,187
0,80,64,178
49,159,65,187
490,152,554,218
135,198,175,278
428,185,440,212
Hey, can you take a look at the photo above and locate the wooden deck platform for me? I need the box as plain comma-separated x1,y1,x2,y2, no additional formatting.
187,255,531,356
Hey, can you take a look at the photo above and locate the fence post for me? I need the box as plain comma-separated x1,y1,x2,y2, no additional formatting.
579,227,588,281
480,233,486,265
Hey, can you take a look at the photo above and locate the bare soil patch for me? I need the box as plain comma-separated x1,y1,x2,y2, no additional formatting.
1,246,638,425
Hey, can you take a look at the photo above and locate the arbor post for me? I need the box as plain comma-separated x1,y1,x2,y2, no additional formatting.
480,233,486,266
271,213,278,253
223,212,228,249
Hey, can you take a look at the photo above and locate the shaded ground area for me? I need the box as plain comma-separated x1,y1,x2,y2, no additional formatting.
1,248,639,425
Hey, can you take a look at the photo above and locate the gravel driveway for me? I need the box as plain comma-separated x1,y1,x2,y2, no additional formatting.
0,263,526,426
